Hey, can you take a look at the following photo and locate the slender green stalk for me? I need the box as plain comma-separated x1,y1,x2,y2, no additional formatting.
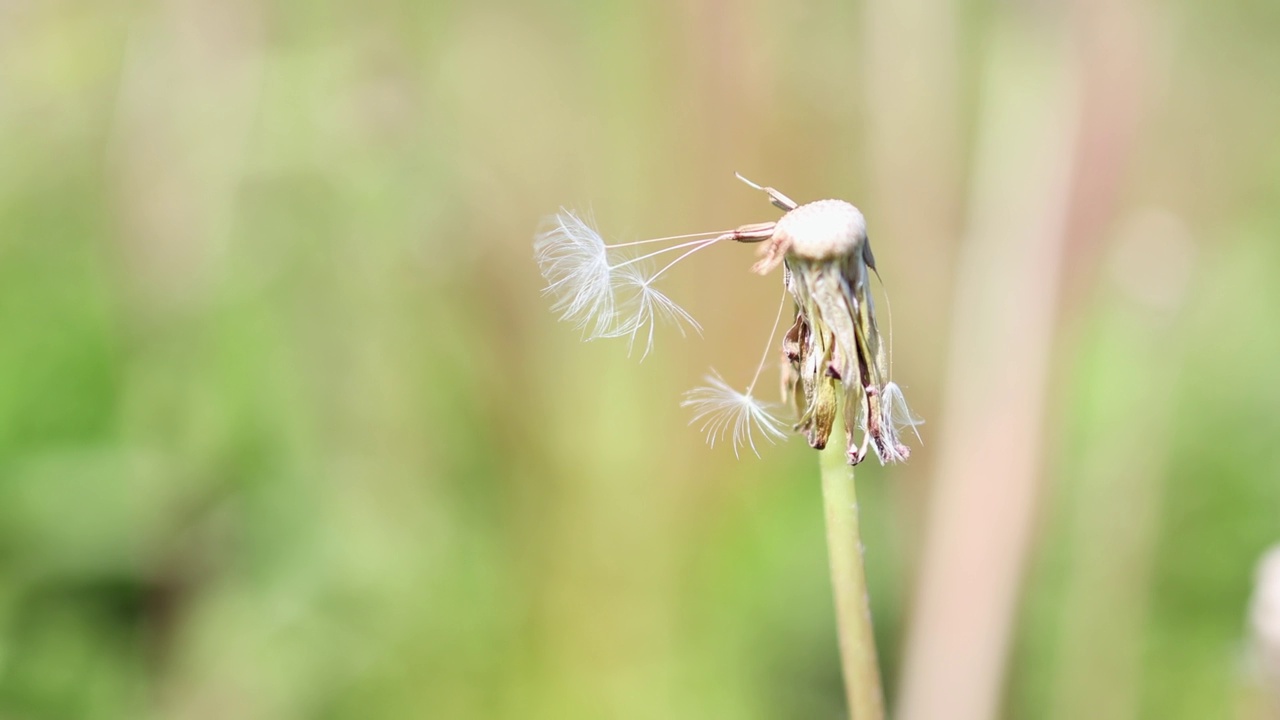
820,434,885,720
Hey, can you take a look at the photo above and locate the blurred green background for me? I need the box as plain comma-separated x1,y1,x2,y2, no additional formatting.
1,0,1278,718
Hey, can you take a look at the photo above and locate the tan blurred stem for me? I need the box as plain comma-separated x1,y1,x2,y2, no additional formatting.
820,434,885,720
896,17,1080,720
896,1,1151,716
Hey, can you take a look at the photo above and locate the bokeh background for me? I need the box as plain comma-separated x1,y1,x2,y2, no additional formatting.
2,0,1279,718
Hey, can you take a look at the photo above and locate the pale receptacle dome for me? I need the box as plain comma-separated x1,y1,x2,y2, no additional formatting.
775,200,867,261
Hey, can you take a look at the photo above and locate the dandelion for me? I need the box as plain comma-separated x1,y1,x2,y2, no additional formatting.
533,175,920,465
533,209,740,352
533,175,920,720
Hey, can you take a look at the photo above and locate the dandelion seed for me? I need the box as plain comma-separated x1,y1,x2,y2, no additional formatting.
682,286,792,457
534,209,727,352
682,371,788,458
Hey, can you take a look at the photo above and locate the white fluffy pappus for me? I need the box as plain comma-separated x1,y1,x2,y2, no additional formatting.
682,370,789,458
862,381,923,465
607,264,702,360
534,209,617,340
881,382,924,442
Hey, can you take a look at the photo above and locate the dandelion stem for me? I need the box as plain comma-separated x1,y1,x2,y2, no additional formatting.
820,423,885,720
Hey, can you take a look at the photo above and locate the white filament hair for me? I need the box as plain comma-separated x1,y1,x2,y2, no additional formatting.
682,370,788,458
608,264,701,361
882,381,924,442
534,209,617,339
865,381,922,465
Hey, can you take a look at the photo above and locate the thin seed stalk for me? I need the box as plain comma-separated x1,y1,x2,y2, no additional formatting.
820,426,885,720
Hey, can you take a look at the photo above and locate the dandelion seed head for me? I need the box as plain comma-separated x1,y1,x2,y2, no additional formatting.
764,192,916,466
682,370,788,458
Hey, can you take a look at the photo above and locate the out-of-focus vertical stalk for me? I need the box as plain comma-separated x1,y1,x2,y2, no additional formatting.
895,14,1081,720
1046,210,1192,720
896,0,1153,715
820,435,885,720
109,0,264,318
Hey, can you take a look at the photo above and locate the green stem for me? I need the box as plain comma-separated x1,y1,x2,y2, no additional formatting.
820,438,885,720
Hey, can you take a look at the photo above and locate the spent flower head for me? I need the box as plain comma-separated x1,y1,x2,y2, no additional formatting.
533,176,921,465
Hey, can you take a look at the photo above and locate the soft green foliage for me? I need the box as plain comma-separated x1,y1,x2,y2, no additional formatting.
0,1,1277,719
